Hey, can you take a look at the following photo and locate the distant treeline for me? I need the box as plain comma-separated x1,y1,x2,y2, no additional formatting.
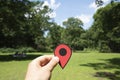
0,0,120,53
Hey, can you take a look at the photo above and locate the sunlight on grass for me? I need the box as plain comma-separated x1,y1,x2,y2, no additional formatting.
0,52,120,80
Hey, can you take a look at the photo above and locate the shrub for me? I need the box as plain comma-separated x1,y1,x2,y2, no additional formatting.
18,47,36,52
99,41,111,53
0,48,15,53
0,47,36,53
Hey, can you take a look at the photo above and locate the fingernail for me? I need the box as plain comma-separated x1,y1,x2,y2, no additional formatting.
54,56,59,62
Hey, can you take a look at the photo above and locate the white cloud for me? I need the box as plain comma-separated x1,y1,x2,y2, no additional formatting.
50,0,60,10
51,0,55,5
62,14,92,25
76,14,93,29
103,0,109,3
43,0,61,10
76,14,92,24
48,11,56,18
62,18,68,22
61,14,92,29
89,0,110,11
89,2,98,10
43,0,61,18
43,1,49,7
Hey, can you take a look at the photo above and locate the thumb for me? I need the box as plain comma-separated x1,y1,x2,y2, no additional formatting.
44,56,59,71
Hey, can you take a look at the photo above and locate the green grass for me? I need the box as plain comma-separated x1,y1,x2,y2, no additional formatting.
0,51,120,80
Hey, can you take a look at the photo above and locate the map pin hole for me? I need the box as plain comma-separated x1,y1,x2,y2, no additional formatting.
59,48,67,56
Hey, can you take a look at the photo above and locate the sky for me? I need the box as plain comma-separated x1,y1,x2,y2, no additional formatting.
30,0,110,29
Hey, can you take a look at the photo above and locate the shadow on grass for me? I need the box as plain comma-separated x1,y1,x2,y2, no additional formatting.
0,54,42,61
80,58,120,80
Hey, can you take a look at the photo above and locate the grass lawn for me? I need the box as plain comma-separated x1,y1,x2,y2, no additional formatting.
0,51,120,80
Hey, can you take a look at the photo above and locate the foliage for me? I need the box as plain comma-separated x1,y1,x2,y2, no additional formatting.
34,36,47,51
46,23,63,49
0,0,35,47
90,2,120,52
63,17,83,28
27,3,52,51
0,0,52,51
62,17,86,50
0,47,36,53
0,48,15,53
95,0,104,7
99,41,111,53
0,0,120,52
95,0,119,7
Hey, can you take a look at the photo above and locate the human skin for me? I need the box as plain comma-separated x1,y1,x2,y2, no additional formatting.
25,55,59,80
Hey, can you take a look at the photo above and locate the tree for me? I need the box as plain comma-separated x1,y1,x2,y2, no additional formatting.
62,17,85,50
0,0,36,48
27,3,52,51
91,2,120,52
0,0,53,52
46,23,63,49
63,17,83,28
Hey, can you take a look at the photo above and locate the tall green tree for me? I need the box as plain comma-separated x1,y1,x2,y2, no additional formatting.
91,2,120,52
63,17,85,50
0,0,52,52
46,23,63,50
27,3,52,51
0,0,35,47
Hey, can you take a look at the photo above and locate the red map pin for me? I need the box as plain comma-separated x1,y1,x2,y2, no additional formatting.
54,44,72,69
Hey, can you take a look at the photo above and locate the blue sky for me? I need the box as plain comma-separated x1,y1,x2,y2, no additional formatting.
31,0,110,29
53,0,95,29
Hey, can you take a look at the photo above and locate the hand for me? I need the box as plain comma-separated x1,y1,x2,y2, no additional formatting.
25,55,59,80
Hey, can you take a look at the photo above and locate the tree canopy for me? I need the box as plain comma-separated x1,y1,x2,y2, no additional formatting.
62,17,86,50
89,2,120,52
0,0,120,52
0,0,52,51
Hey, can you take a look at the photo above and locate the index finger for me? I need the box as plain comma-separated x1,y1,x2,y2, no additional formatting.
32,55,54,66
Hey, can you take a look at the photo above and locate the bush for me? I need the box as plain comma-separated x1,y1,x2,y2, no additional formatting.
0,47,36,53
99,41,111,53
18,47,36,52
0,48,15,53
